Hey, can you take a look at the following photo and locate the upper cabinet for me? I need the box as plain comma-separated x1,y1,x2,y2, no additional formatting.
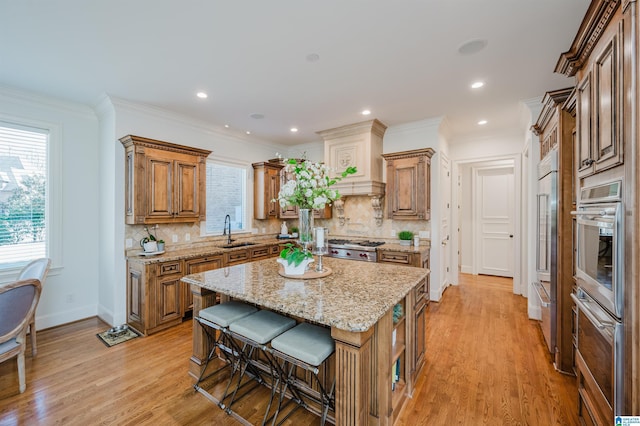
120,135,211,225
556,0,625,180
382,148,435,220
252,160,284,220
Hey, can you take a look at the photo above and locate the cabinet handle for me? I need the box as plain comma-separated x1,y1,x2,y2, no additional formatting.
582,158,594,167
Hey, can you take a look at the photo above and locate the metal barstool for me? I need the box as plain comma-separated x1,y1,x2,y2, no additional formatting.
226,309,297,425
269,322,336,425
193,301,259,408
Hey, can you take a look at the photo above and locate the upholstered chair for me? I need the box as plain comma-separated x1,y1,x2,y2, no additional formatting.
0,278,42,393
17,258,51,356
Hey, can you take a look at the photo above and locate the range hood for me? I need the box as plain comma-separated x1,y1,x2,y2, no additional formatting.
317,119,387,225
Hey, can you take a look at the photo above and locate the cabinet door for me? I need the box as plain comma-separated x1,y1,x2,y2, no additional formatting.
126,262,145,333
576,73,593,178
412,300,426,380
146,154,174,219
279,167,299,218
174,160,200,219
593,28,623,173
266,167,281,217
154,275,182,325
387,156,429,220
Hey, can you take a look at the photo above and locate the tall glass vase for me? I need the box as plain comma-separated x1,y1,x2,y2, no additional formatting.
298,208,314,252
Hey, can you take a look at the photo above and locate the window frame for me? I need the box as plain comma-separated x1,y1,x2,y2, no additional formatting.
0,115,62,280
202,157,252,237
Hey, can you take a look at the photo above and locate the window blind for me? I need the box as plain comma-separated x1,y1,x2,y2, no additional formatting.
0,124,47,269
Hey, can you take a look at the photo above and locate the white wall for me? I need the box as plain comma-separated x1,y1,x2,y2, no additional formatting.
449,128,528,295
0,86,101,329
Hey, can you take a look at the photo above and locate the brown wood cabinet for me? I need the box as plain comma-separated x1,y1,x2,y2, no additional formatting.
382,148,435,220
556,0,637,419
532,87,576,375
183,255,224,313
252,160,284,220
120,135,211,225
126,243,280,335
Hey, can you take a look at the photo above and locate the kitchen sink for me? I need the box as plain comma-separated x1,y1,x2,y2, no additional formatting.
221,242,257,249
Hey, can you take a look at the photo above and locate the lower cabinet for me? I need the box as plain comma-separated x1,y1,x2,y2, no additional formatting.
126,243,279,335
184,255,224,313
390,277,428,423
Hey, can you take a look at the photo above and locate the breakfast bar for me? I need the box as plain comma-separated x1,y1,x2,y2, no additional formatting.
182,257,429,425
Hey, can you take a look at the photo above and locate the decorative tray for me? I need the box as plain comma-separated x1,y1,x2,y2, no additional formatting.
139,250,165,256
278,266,332,279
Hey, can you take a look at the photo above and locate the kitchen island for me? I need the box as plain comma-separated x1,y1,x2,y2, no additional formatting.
182,256,429,425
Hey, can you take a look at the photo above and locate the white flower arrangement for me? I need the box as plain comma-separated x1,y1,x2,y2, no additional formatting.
275,156,357,210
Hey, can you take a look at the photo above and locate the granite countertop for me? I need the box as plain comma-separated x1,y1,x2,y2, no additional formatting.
127,237,285,264
182,257,428,332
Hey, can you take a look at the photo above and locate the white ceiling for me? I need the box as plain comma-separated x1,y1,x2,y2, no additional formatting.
0,1,589,145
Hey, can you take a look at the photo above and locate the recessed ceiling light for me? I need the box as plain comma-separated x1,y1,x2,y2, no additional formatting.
478,120,488,125
224,124,229,128
361,109,371,116
246,131,251,135
458,39,488,56
471,81,484,89
249,113,264,119
290,127,298,133
196,92,208,99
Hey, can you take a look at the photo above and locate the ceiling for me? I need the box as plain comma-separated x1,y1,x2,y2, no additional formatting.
0,1,589,146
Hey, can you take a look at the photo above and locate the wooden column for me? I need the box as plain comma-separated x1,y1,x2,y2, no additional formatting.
188,284,217,380
332,326,374,425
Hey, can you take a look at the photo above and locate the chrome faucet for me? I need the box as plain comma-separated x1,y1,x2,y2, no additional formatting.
223,214,232,244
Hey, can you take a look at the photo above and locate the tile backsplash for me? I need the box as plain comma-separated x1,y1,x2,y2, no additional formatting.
125,196,430,252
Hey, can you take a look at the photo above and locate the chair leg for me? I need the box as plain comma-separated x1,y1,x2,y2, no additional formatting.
30,320,37,357
17,352,26,393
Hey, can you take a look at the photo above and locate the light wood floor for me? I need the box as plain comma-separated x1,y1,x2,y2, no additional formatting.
0,273,578,425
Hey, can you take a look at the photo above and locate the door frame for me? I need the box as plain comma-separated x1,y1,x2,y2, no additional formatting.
451,154,524,295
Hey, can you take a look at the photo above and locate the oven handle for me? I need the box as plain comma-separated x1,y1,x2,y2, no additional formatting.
571,293,615,331
570,207,616,217
532,282,550,308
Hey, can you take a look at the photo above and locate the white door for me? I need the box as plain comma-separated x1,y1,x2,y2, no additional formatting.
440,154,451,290
474,166,514,277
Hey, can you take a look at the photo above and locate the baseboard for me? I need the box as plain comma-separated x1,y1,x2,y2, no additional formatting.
460,265,473,274
36,304,98,331
528,301,541,320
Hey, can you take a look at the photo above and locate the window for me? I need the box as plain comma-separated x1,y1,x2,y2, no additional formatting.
0,123,48,270
205,160,248,234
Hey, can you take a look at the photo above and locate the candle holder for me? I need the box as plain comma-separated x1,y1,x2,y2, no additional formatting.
312,227,329,272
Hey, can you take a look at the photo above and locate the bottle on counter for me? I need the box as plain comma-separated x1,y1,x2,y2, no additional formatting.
413,236,420,247
281,222,288,235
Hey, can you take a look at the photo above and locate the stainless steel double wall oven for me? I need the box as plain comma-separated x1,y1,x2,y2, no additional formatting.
571,180,624,419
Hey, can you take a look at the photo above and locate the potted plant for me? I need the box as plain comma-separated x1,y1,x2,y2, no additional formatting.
141,226,160,252
398,230,414,246
277,243,313,275
290,226,299,238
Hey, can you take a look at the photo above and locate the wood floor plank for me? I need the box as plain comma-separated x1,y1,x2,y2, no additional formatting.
0,274,578,425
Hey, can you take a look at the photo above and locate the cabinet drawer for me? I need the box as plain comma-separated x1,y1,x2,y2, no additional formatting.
270,245,281,255
225,249,250,265
379,251,411,264
413,278,428,307
250,246,271,259
158,261,182,276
